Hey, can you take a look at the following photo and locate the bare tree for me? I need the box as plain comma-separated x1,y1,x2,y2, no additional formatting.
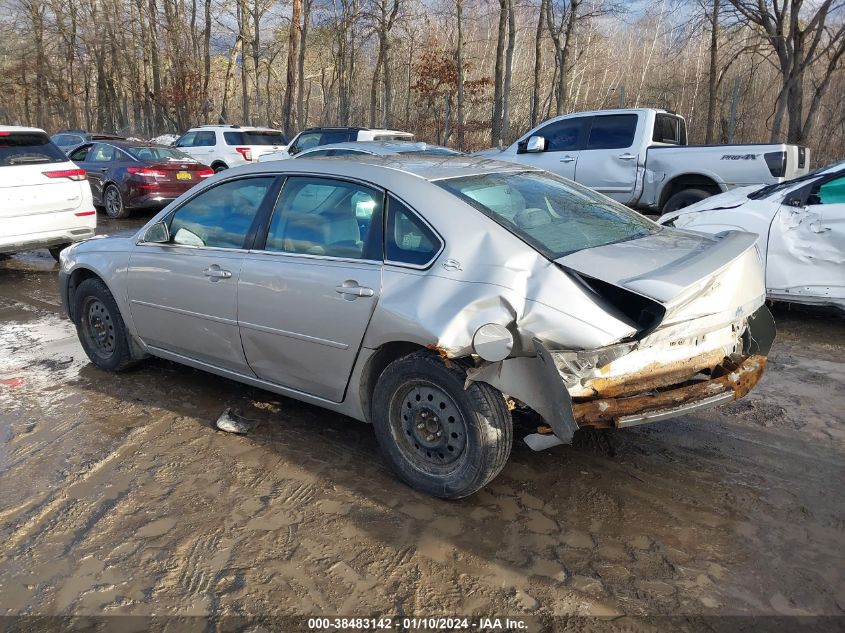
283,0,302,135
728,0,845,143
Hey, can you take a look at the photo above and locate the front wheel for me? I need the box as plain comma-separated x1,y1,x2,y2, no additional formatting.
103,184,130,219
73,277,138,372
371,351,512,499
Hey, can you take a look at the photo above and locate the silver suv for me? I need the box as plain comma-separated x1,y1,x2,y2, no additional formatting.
174,125,287,172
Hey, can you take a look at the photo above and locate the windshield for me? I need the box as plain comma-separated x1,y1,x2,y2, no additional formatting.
125,146,194,161
437,171,657,258
0,132,67,167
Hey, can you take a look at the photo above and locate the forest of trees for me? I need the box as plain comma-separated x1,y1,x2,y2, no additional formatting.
2,0,844,164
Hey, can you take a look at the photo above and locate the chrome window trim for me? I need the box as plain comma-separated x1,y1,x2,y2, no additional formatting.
383,193,445,270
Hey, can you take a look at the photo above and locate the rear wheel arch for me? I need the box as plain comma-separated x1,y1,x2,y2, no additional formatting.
659,174,724,213
359,341,428,423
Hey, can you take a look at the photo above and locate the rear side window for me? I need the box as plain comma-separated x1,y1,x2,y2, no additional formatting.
586,114,637,149
224,131,287,146
264,176,383,260
653,114,685,145
0,132,67,167
386,196,442,267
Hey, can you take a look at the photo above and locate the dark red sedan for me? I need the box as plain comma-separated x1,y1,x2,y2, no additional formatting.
68,141,213,218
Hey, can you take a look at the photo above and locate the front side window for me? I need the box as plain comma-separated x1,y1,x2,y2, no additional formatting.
175,132,196,148
69,145,92,162
168,177,275,248
386,196,442,267
0,132,68,167
534,117,587,151
586,114,638,150
264,176,382,259
437,171,656,259
321,131,352,145
291,132,322,153
811,176,845,205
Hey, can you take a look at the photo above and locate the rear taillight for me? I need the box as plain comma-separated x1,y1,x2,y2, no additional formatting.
764,151,787,178
235,147,253,161
43,168,87,181
127,167,167,179
198,168,214,178
74,210,96,217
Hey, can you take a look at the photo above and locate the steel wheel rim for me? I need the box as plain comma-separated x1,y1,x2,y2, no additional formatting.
105,188,121,216
82,297,116,358
390,380,468,473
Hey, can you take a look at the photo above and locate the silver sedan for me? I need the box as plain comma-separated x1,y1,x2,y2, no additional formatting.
59,156,775,498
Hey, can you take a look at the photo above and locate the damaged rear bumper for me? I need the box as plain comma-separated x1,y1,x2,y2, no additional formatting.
467,305,775,448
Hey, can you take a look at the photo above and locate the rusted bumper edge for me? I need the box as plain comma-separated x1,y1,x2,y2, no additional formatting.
466,305,776,446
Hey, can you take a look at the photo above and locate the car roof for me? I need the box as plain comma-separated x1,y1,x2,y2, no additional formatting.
301,141,458,155
0,125,48,135
189,125,283,132
86,140,174,150
241,154,536,182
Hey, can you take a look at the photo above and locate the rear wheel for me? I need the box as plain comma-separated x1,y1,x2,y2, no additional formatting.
48,244,70,262
73,278,137,372
212,162,228,173
103,184,129,219
662,188,712,216
371,351,512,499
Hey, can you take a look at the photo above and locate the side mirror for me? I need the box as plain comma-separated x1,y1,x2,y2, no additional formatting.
518,135,546,154
143,221,170,244
785,197,804,208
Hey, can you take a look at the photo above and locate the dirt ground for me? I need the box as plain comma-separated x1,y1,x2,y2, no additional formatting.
1,216,844,625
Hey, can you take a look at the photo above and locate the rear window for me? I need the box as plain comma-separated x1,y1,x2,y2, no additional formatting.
373,133,415,141
0,132,68,167
224,131,287,146
437,171,656,259
125,146,195,161
653,114,686,145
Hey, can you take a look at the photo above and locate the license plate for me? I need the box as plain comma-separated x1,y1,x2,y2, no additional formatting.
176,171,192,181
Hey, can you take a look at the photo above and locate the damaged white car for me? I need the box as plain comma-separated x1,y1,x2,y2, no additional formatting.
59,157,775,498
660,162,844,311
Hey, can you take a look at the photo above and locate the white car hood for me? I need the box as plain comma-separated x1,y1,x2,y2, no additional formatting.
660,185,762,225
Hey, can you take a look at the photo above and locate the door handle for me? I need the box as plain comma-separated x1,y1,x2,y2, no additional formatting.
203,265,232,280
335,282,374,297
617,153,637,160
559,155,576,163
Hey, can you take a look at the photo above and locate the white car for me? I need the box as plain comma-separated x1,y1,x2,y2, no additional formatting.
173,125,288,173
0,126,96,261
660,162,845,310
260,126,415,162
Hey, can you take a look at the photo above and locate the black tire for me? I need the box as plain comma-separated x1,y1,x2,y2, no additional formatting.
103,184,130,219
73,277,138,372
48,244,70,262
662,188,712,215
371,351,512,499
212,162,228,173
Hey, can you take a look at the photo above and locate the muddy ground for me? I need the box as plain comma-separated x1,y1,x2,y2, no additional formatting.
0,215,843,625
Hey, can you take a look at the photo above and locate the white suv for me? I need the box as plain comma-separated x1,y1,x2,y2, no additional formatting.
0,126,95,261
173,125,288,172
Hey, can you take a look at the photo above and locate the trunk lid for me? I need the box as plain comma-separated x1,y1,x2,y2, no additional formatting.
0,163,87,218
556,229,765,328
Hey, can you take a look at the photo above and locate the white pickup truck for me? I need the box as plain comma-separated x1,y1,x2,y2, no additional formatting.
477,108,810,215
